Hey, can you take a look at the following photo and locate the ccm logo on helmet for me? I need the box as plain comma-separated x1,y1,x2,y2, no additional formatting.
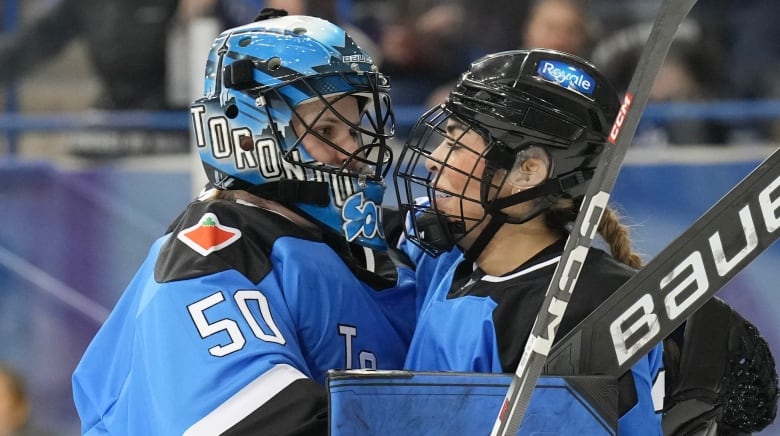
609,174,780,366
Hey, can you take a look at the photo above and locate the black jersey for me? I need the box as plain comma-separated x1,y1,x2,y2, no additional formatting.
405,239,664,434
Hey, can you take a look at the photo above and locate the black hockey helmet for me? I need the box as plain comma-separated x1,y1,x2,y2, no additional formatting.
394,49,621,256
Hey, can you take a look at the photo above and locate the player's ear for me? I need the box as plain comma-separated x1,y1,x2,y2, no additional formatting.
508,146,550,190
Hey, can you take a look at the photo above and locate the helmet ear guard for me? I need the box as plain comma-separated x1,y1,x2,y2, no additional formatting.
507,146,551,190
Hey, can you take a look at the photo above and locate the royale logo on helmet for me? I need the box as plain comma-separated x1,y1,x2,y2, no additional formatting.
536,60,595,96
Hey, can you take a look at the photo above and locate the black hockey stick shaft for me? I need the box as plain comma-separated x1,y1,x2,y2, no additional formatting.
546,147,780,377
490,0,698,434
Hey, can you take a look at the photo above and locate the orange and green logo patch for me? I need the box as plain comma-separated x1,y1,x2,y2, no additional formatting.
177,213,242,256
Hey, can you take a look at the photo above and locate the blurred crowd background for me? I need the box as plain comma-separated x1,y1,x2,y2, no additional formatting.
0,0,779,434
0,0,779,160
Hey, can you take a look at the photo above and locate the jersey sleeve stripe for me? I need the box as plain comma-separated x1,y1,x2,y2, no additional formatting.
183,364,306,435
481,256,561,282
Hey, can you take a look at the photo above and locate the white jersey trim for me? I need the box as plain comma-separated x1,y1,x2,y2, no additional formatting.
651,368,666,413
183,363,306,436
363,246,376,272
481,256,561,283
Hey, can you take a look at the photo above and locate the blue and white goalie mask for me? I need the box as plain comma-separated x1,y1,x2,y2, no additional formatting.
190,15,395,250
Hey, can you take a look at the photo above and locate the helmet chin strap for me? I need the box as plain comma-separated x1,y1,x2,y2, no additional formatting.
490,169,593,212
460,168,591,264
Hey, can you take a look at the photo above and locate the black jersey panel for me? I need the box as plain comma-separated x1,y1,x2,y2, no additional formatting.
449,241,636,375
221,378,328,436
155,199,322,284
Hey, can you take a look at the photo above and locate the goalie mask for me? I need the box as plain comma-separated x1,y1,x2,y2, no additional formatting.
191,13,394,250
394,49,620,257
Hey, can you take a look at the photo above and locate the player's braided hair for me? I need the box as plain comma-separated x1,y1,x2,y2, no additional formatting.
544,197,643,269
597,206,643,269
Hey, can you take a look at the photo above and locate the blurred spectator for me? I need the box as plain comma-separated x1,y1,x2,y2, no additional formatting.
176,0,310,27
424,0,597,109
216,0,353,30
691,0,780,100
643,40,730,146
521,0,598,58
592,0,780,144
692,0,780,142
0,363,55,436
0,0,179,111
593,18,730,146
375,1,471,106
591,0,780,101
0,0,189,157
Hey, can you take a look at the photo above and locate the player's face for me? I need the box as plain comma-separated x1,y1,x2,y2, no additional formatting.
291,96,364,171
425,120,489,224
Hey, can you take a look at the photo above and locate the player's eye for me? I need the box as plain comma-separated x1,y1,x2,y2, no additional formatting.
315,126,332,138
443,139,461,150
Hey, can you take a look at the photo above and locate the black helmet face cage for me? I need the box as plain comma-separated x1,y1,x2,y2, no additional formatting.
260,71,395,182
396,50,620,256
395,105,509,256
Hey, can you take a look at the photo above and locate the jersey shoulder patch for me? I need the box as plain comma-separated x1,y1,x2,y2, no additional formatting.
155,199,322,283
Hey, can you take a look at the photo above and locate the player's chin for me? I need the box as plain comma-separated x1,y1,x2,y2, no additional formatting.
432,195,456,216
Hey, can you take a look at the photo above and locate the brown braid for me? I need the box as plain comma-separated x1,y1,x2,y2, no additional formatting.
544,197,643,269
598,206,643,268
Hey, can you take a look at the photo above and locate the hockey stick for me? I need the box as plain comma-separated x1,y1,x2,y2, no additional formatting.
545,146,780,377
490,0,698,434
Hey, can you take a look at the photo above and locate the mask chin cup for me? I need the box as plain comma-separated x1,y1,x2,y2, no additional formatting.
416,210,465,254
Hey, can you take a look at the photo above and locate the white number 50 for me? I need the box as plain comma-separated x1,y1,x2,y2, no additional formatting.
188,290,286,357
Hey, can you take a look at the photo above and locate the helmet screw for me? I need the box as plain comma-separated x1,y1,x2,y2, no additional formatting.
267,57,282,71
239,135,255,151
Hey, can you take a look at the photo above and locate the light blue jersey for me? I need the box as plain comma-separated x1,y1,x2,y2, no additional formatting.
73,199,418,435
